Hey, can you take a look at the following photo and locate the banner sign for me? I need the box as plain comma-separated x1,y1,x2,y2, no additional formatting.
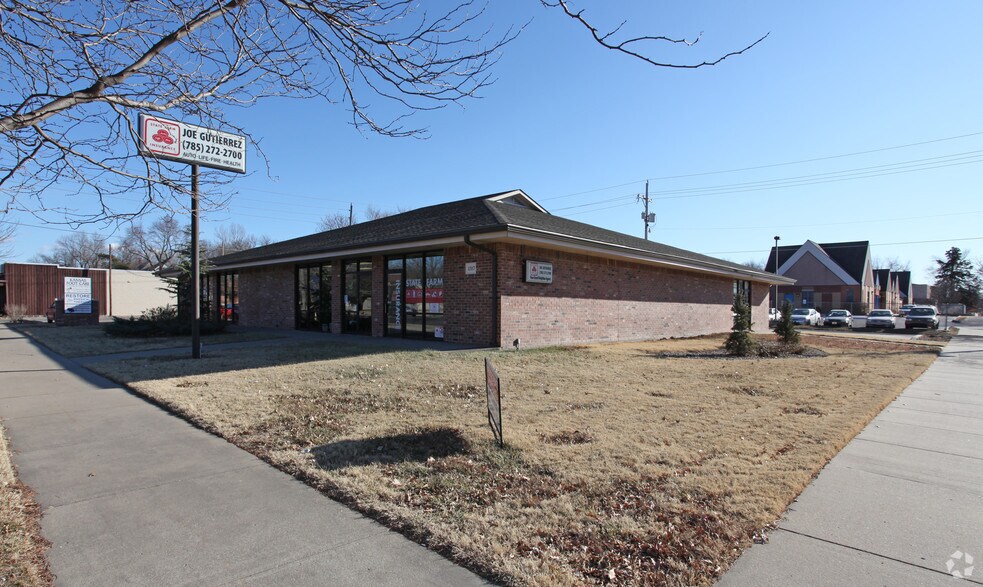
64,277,92,314
138,113,246,173
524,260,553,284
485,358,503,447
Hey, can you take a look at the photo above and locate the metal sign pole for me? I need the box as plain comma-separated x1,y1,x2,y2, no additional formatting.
191,164,201,359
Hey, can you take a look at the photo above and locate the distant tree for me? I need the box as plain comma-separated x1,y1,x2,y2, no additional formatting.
0,2,764,224
873,256,911,271
209,223,270,256
32,232,108,268
122,216,183,271
934,247,980,309
317,213,352,232
774,300,800,346
317,205,405,232
165,229,212,321
742,259,765,271
725,294,757,356
0,223,14,258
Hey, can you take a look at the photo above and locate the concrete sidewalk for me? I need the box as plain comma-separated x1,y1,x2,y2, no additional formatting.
718,321,983,586
0,324,487,586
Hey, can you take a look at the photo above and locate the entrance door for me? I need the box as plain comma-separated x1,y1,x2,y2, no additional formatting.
343,259,372,334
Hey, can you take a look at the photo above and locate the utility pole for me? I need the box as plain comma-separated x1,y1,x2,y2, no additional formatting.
349,203,354,226
638,181,655,240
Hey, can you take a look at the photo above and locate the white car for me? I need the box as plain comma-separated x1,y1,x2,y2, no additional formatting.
790,308,822,326
824,309,853,327
866,309,896,329
768,308,782,323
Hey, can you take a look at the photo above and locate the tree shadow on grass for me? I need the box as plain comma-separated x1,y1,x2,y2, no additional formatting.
312,427,470,471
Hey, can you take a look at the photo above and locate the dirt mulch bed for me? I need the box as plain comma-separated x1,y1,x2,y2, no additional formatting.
88,333,941,586
0,424,53,586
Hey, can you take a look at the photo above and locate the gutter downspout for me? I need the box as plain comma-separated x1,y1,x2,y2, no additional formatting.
464,235,498,347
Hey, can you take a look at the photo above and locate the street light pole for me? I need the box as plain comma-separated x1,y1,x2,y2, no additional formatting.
773,236,781,315
108,243,113,317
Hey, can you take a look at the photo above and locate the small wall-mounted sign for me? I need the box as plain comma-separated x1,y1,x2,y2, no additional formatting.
465,262,477,275
524,260,553,284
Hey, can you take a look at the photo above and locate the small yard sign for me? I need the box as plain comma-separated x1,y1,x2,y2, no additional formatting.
524,260,553,284
485,358,503,447
64,277,92,314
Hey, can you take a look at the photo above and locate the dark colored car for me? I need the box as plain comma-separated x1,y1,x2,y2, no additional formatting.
906,306,939,329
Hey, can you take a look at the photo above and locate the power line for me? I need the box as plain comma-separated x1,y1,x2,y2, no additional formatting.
540,129,983,201
708,236,983,256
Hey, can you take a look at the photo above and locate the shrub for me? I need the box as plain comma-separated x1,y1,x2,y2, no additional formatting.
725,294,757,356
773,300,800,346
3,304,28,322
104,305,226,338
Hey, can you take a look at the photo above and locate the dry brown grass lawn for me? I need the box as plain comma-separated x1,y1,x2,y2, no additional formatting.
12,322,284,358
88,333,940,586
0,424,52,586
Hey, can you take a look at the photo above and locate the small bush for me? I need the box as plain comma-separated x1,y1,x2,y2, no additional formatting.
104,305,227,338
773,300,800,346
725,294,758,356
3,304,28,322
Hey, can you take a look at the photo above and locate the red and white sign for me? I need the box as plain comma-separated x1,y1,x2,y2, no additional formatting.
137,113,246,174
142,117,181,157
524,260,553,284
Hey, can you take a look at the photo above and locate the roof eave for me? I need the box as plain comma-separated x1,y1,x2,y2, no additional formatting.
473,225,796,285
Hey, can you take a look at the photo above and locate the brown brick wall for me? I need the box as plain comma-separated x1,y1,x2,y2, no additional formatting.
231,244,772,346
238,264,294,328
495,244,769,348
443,245,496,346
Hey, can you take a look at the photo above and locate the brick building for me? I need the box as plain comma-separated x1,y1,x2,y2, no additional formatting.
209,190,792,348
766,240,876,315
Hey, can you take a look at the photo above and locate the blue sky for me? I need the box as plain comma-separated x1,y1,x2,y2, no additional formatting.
7,1,983,283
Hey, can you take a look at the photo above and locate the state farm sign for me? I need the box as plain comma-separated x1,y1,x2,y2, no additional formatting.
138,113,246,173
524,260,553,284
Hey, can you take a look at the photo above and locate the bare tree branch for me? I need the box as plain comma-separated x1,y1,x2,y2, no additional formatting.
0,1,764,225
0,221,14,258
542,0,768,68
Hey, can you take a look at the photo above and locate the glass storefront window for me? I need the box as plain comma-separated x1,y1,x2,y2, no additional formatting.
217,272,238,323
385,252,443,339
296,263,331,330
343,259,372,334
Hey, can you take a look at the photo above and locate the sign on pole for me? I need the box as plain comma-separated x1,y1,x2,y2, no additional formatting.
137,112,247,359
64,277,92,314
138,113,246,174
485,358,503,447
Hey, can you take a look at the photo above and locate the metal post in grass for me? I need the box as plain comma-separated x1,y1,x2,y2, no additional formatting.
485,358,503,448
137,114,246,359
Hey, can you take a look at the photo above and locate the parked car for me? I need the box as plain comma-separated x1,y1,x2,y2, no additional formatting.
866,309,896,329
824,309,853,327
45,300,57,323
899,304,915,316
768,308,782,324
906,305,939,329
791,308,822,326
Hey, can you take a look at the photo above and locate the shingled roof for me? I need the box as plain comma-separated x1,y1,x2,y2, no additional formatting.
766,240,870,284
211,190,789,283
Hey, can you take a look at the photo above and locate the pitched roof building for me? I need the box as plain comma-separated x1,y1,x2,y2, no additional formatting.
209,190,792,347
766,240,875,313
